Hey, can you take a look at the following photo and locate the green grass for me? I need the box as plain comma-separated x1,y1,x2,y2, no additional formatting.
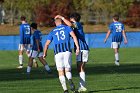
0,48,140,93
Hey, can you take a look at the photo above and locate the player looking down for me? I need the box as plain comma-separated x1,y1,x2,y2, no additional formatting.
43,17,79,93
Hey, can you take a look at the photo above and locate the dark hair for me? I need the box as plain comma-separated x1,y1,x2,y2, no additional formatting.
113,14,119,21
20,16,26,21
30,23,37,29
70,12,81,22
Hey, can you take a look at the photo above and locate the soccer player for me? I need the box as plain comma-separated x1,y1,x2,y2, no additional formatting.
55,13,89,92
70,13,89,92
104,14,128,66
26,23,51,75
43,17,79,93
18,16,38,69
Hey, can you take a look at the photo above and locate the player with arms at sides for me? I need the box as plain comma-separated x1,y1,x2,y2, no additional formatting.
43,17,79,93
55,13,89,92
26,23,51,75
18,16,38,69
104,15,128,66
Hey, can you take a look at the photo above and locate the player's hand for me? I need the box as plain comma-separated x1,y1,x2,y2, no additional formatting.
124,40,128,44
104,39,107,43
37,49,40,52
75,49,79,56
55,15,64,19
22,44,25,48
43,54,47,58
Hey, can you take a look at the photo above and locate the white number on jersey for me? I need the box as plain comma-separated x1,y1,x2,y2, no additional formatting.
115,25,122,32
55,30,65,41
24,26,30,34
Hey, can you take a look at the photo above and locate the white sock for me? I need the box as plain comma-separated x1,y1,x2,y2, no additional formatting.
45,64,51,71
33,59,37,63
27,53,30,57
19,55,23,65
115,53,119,61
79,72,86,88
27,66,31,73
66,72,72,80
59,75,67,91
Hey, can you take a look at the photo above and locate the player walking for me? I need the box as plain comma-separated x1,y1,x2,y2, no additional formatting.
43,17,79,93
27,23,51,75
104,15,128,66
55,13,89,92
18,16,38,69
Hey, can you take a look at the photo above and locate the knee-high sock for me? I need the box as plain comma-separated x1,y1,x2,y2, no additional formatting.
59,75,67,91
115,53,119,61
33,59,37,63
79,72,86,88
19,55,23,65
45,64,51,71
66,72,72,80
27,66,31,73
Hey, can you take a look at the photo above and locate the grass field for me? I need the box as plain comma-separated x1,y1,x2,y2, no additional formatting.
0,48,140,93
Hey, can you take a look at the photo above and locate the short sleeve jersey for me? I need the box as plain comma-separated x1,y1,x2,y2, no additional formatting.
19,23,31,44
72,22,89,51
47,24,72,55
32,30,43,52
109,22,125,42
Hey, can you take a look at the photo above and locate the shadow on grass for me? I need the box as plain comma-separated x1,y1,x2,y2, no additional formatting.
0,63,140,81
0,66,58,81
89,86,140,93
71,63,140,76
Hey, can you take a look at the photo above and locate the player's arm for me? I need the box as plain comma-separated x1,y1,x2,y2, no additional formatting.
19,26,24,44
35,32,41,52
43,40,51,58
122,30,128,44
19,26,25,48
70,31,79,55
104,30,111,43
36,39,40,52
43,32,53,58
55,15,72,26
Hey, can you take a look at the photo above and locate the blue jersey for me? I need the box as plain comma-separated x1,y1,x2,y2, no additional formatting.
109,22,125,42
47,24,72,55
19,23,31,44
32,30,43,52
73,22,89,51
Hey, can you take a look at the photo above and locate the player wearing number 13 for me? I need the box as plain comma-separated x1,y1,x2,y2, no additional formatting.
43,17,79,93
55,13,89,92
104,15,128,66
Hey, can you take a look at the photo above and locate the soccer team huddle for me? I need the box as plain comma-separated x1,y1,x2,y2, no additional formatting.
17,13,127,93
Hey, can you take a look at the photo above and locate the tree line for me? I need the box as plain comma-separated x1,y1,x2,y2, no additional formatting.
0,0,140,27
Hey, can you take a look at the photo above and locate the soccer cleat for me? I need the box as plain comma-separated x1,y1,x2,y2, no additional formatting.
64,90,69,93
68,79,75,92
33,62,38,68
17,65,23,69
26,72,30,79
115,61,120,66
78,87,87,92
46,70,52,74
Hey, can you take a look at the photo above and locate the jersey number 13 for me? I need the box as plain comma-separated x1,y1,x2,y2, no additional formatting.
55,30,65,41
